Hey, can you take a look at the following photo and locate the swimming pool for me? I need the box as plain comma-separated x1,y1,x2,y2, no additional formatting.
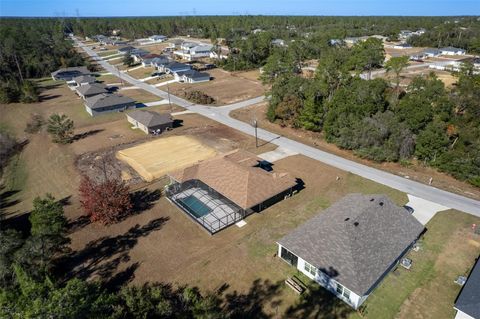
178,195,212,218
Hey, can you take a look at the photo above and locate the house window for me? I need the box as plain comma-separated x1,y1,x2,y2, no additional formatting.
336,284,343,295
343,288,351,299
280,247,298,267
304,261,317,276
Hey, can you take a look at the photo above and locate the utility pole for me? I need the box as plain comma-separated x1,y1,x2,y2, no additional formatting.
252,119,258,148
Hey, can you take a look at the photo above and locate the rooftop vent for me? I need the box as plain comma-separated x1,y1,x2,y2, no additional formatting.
354,222,359,227
370,198,374,202
344,218,350,221
379,202,384,206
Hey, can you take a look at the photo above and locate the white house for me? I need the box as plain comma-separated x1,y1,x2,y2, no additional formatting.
174,44,213,61
277,194,424,309
149,35,167,43
424,48,441,57
440,47,466,56
453,256,480,319
173,70,210,83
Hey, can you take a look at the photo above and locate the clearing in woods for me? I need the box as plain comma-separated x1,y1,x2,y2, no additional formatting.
116,135,217,181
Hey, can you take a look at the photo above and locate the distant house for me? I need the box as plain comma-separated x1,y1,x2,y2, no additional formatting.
271,39,287,47
72,75,97,87
252,28,264,34
126,110,173,134
424,48,441,57
75,83,109,99
167,39,184,50
84,93,136,116
174,70,210,83
277,194,424,309
51,66,90,81
393,42,413,49
209,48,229,60
151,56,172,69
454,256,480,319
118,46,136,54
174,44,213,61
140,54,161,67
130,49,151,63
399,30,413,39
329,39,343,46
440,47,466,56
149,35,167,43
159,61,191,74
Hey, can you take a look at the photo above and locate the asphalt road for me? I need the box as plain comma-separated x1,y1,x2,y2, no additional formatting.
76,39,480,216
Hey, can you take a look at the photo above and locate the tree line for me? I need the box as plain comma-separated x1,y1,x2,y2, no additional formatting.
264,40,480,187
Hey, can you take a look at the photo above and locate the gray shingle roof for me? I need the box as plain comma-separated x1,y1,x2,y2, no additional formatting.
176,69,210,80
85,93,135,110
76,83,108,96
455,257,480,318
278,193,424,295
440,46,465,52
73,75,96,85
127,110,173,128
51,66,90,78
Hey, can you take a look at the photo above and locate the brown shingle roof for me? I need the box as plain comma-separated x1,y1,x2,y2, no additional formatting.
168,150,297,209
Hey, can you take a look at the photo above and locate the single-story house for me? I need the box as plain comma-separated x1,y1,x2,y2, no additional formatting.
180,42,199,50
393,42,413,49
75,83,109,99
174,70,210,83
149,35,167,43
118,46,136,54
159,61,191,74
126,110,173,134
72,75,97,87
167,39,184,49
277,193,424,309
51,66,90,81
454,256,480,319
440,47,466,55
130,49,151,63
166,149,298,234
424,48,441,57
140,54,160,66
150,56,171,68
271,39,287,47
84,93,136,116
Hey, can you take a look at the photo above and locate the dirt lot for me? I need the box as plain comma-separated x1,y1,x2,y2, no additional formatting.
230,102,480,200
125,66,156,80
117,136,218,181
118,88,162,103
384,46,426,59
168,68,266,105
136,43,170,55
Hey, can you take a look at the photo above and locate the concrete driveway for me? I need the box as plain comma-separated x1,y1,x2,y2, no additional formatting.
407,194,449,225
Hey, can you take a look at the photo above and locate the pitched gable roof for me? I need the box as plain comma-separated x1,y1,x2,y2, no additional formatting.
76,83,108,96
278,194,424,295
127,110,173,128
85,93,135,110
168,150,297,209
73,75,96,85
455,257,480,318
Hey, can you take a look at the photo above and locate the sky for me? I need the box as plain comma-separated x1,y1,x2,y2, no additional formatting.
1,0,479,17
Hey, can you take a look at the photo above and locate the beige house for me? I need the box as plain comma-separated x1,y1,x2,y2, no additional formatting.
126,110,174,134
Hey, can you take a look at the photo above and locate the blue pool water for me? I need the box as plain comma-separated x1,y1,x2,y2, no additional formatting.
178,195,212,218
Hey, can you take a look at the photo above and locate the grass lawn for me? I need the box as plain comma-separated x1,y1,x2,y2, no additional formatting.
120,88,162,104
349,210,480,319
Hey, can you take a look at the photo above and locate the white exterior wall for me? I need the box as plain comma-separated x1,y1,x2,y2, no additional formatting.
454,309,476,319
85,105,93,116
277,244,366,309
126,115,149,134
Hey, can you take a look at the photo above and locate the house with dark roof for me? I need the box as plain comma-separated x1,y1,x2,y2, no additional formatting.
454,256,480,319
126,110,173,134
424,48,441,57
393,42,413,49
159,61,192,74
75,83,109,99
51,66,90,81
72,75,97,87
84,93,136,116
150,56,171,68
166,150,298,234
440,47,466,56
149,35,168,43
173,70,210,83
277,194,424,309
